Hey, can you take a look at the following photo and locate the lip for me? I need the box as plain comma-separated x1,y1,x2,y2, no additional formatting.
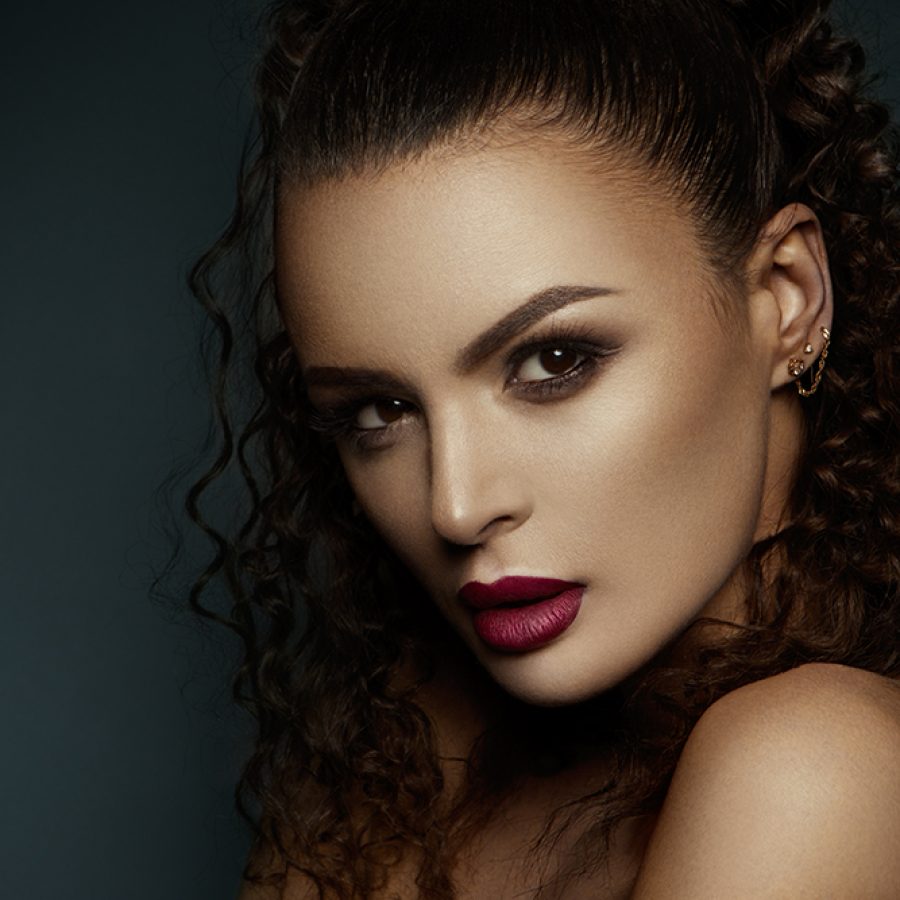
459,576,583,609
458,576,585,653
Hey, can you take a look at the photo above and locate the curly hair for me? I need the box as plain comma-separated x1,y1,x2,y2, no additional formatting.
185,0,900,895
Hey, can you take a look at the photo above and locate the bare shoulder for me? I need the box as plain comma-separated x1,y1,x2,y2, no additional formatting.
631,663,900,899
707,661,900,734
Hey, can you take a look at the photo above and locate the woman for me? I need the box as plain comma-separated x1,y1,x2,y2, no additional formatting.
187,0,900,896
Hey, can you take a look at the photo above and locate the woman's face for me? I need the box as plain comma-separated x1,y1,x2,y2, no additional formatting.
276,133,788,705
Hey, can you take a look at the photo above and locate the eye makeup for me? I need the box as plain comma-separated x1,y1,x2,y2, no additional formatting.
504,321,620,401
304,321,622,453
305,396,416,451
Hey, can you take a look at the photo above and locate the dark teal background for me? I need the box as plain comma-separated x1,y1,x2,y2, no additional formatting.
1,2,896,898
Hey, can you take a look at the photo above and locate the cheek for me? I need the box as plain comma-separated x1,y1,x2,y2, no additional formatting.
551,344,768,606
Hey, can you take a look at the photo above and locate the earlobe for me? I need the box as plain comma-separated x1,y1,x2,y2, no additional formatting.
746,203,834,394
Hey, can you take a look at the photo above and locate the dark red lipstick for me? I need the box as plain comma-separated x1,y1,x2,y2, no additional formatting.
458,576,584,653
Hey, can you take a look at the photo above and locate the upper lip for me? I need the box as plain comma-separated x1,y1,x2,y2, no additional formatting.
458,576,584,610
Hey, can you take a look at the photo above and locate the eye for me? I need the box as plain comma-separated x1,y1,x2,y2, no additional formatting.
504,328,620,400
355,398,413,430
304,395,418,452
513,347,586,382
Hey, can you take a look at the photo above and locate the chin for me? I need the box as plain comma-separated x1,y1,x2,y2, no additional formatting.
480,643,627,708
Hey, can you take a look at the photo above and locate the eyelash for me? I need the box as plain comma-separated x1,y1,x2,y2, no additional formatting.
306,323,620,453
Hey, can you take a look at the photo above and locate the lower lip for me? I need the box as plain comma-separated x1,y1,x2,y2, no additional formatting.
470,587,584,653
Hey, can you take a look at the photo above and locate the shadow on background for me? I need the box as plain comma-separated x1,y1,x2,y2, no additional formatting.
0,1,896,898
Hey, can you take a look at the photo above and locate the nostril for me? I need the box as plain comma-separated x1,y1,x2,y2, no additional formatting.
476,514,516,541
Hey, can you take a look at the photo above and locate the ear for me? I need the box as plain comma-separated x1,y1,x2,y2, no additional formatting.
744,203,834,392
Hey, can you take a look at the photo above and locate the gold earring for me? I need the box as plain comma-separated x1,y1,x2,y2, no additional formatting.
803,343,814,354
787,358,806,377
796,326,831,397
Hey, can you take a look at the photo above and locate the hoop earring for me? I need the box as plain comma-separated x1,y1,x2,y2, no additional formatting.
795,326,831,397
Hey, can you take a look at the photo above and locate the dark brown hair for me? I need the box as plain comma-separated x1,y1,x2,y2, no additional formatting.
186,0,900,895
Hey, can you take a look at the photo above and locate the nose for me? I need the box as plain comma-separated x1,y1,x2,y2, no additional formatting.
428,406,533,547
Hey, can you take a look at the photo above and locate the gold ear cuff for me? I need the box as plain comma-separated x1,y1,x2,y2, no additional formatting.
789,326,831,397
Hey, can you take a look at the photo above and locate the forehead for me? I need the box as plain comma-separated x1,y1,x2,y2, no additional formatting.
274,136,705,366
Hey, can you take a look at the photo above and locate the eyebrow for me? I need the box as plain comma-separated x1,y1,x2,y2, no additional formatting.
452,284,618,373
303,284,618,389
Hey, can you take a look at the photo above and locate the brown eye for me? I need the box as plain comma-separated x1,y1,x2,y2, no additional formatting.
355,398,411,429
515,347,585,382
